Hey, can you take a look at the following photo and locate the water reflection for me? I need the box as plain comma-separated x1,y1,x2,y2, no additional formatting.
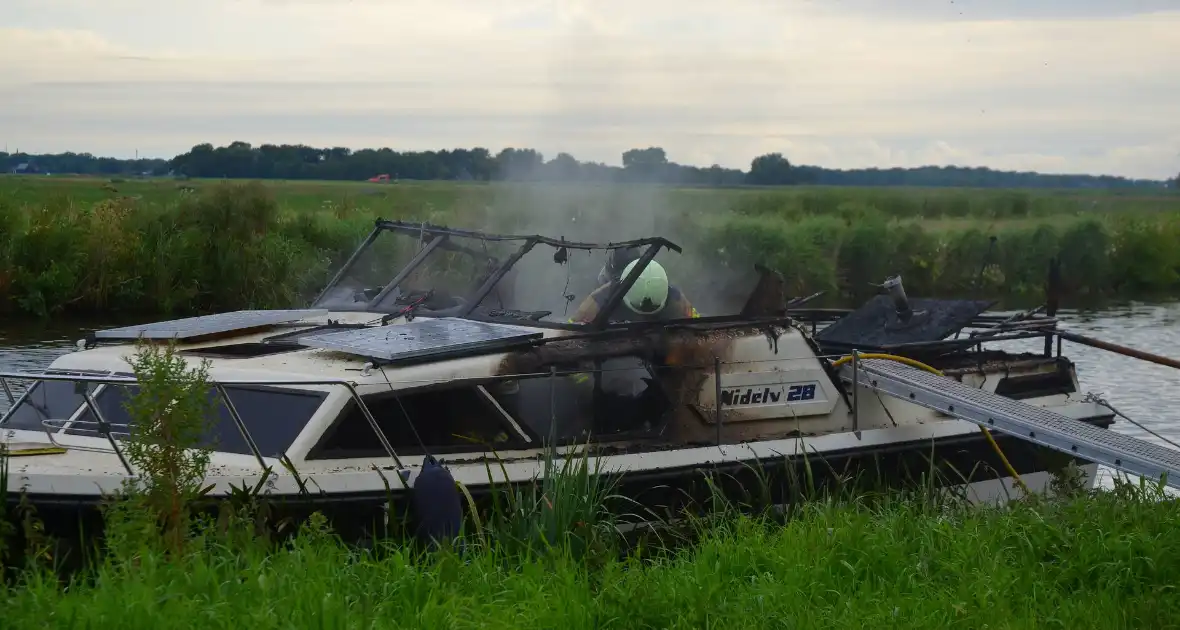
0,318,125,408
987,303,1180,444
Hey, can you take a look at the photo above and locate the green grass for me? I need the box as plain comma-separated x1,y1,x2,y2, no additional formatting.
3,175,1180,317
4,485,1179,629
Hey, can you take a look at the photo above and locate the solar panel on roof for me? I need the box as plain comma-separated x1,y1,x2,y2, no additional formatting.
93,309,329,341
301,317,543,363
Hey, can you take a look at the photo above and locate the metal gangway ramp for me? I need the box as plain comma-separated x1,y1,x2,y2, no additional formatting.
840,358,1180,491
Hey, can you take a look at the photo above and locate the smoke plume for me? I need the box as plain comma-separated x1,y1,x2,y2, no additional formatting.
477,172,760,321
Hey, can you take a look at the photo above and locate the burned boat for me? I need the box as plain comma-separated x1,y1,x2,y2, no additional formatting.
3,218,1175,535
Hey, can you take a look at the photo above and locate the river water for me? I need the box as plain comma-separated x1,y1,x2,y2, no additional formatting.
3,305,1180,490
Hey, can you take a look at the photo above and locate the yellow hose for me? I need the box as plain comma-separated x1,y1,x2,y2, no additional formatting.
830,352,1031,495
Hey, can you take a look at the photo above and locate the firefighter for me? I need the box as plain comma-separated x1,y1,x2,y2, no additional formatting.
570,258,699,324
566,256,694,433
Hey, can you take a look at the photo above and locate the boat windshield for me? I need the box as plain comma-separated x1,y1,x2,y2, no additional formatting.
311,219,681,324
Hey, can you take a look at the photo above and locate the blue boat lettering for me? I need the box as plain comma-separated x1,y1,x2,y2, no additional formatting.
721,383,817,406
787,384,817,402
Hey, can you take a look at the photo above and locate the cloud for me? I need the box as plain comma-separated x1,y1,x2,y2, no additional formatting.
1,0,1178,178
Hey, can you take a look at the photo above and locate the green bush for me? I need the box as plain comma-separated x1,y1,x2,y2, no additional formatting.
5,178,1180,317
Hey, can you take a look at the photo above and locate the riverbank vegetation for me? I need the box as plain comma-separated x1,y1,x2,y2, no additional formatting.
2,342,1179,628
4,486,1178,629
3,175,1180,317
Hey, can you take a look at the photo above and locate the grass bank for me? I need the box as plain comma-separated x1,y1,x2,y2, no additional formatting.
4,482,1178,628
3,176,1180,317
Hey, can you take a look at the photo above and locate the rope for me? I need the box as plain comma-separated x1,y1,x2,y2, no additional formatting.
830,352,1032,495
1083,392,1180,451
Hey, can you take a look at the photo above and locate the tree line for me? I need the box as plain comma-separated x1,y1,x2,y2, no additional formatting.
2,143,1173,190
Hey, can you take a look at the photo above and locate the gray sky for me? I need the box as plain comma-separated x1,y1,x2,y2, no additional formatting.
2,0,1178,178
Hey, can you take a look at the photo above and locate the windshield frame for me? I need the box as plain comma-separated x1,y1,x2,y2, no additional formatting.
310,218,682,329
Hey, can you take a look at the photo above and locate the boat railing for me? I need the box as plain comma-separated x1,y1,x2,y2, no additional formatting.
1,356,868,477
0,371,397,475
0,323,1101,479
41,417,132,440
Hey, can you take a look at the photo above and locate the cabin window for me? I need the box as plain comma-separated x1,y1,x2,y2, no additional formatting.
58,384,327,458
0,370,112,432
486,357,671,444
2,380,87,432
306,386,531,460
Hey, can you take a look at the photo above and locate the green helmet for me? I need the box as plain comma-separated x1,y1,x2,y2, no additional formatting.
619,259,669,314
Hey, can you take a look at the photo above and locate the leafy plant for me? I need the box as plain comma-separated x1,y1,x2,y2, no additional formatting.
119,340,218,553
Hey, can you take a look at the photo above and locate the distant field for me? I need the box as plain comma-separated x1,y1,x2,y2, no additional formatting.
6,174,1179,218
2,175,1179,317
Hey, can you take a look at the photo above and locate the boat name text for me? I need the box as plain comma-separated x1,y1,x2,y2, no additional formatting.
721,383,818,406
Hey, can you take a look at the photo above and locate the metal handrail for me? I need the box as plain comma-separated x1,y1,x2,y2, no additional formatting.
0,323,1074,475
1,323,1068,400
0,325,1068,409
373,218,683,253
42,417,131,436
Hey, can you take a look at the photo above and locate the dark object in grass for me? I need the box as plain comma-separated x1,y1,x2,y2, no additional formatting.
413,455,463,549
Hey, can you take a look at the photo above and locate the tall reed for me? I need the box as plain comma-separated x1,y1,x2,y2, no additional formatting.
4,177,1180,317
